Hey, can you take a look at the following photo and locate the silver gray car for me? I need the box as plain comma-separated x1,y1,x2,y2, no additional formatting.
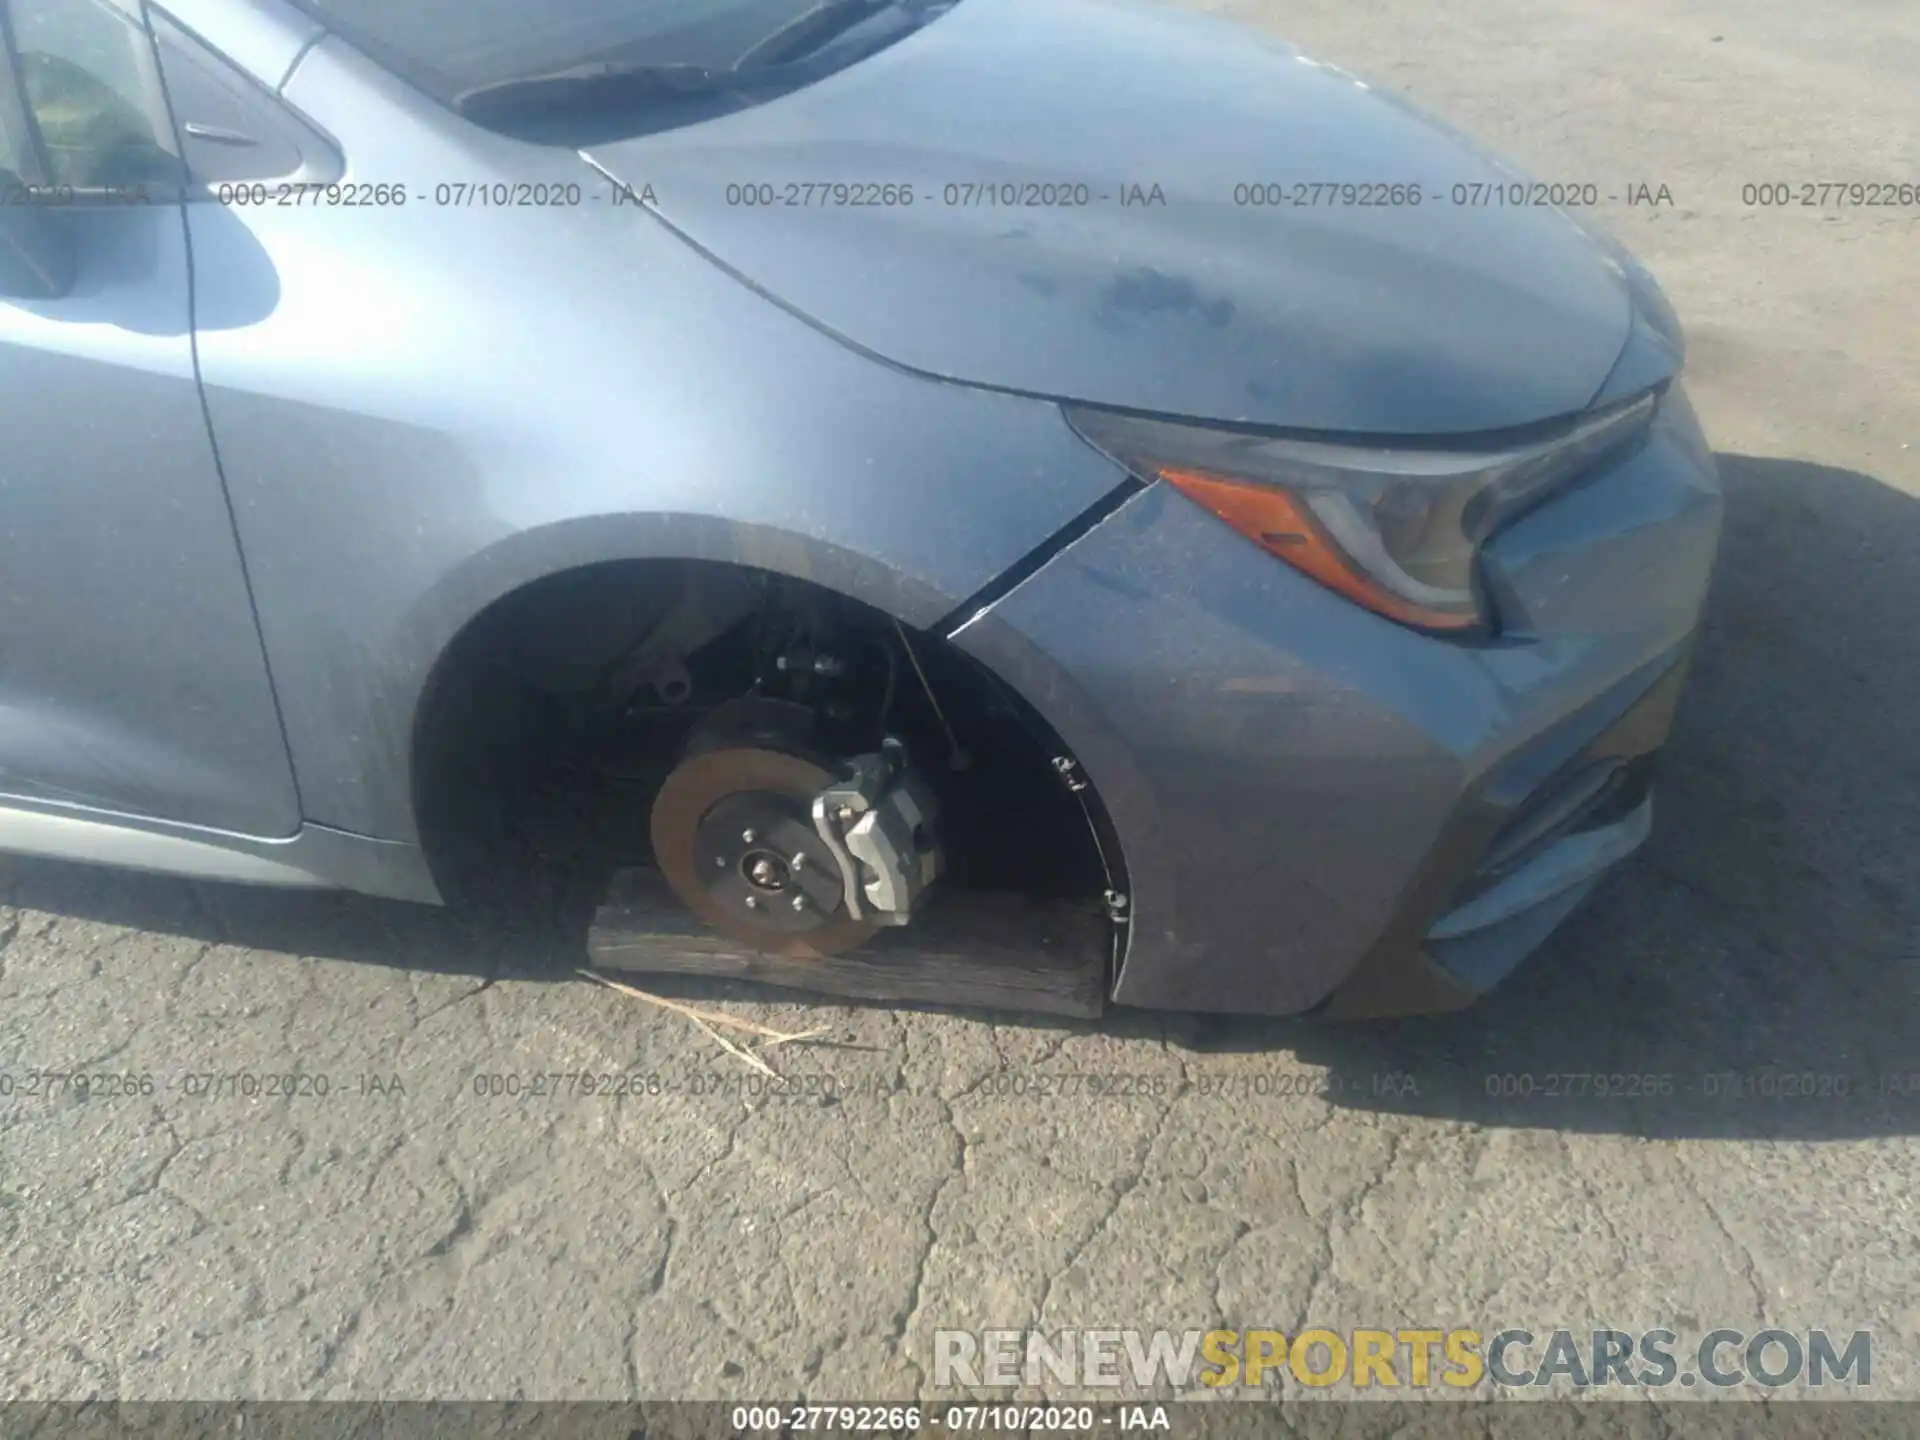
0,0,1722,1016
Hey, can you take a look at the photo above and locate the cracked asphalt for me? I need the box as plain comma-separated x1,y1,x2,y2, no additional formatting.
2,0,1918,1407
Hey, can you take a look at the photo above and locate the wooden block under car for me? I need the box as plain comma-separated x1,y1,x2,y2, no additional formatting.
587,867,1111,1018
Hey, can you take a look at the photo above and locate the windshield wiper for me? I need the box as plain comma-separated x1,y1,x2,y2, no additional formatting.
731,0,901,71
454,0,935,126
454,61,766,125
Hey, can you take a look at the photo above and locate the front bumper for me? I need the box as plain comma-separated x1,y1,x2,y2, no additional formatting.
955,385,1724,1016
1319,645,1691,1017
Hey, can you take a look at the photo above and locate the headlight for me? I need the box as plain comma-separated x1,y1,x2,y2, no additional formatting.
1066,391,1660,636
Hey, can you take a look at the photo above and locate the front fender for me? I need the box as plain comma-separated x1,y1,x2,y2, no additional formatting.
189,36,1130,842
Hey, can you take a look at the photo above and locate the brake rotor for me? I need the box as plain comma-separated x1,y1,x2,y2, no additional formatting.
650,746,882,959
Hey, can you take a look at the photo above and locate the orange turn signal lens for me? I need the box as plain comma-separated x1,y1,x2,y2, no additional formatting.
1158,467,1481,633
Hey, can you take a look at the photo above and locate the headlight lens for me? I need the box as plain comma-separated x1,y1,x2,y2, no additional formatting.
1067,392,1660,635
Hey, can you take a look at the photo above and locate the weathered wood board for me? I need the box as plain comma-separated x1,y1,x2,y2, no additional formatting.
588,868,1110,1018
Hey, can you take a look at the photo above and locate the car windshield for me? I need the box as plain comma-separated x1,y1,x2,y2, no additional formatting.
291,0,943,114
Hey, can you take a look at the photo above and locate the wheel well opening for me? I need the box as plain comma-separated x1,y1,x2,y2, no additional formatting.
411,559,1124,952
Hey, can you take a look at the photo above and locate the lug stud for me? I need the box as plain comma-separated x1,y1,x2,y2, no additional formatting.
791,895,808,912
741,828,758,844
744,895,759,910
791,853,807,871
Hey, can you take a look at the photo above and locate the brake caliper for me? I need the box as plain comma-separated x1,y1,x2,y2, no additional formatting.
811,739,942,926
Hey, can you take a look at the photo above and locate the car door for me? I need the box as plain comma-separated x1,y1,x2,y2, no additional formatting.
0,0,299,837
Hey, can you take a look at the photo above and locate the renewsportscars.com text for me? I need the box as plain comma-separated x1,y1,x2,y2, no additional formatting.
933,1326,1872,1391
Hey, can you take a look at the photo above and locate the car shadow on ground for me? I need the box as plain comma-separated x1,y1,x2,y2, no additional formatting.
0,453,1912,1141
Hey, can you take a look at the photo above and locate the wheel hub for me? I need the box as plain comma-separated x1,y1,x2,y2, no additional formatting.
687,789,845,932
744,853,788,891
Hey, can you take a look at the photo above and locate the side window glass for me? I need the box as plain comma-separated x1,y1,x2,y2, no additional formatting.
5,0,182,191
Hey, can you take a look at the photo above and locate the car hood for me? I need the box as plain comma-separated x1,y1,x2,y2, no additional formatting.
587,0,1638,437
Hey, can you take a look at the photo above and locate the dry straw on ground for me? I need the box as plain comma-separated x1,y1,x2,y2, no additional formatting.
575,966,829,1078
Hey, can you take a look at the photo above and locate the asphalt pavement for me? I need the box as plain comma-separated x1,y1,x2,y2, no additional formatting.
1,0,1916,1407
